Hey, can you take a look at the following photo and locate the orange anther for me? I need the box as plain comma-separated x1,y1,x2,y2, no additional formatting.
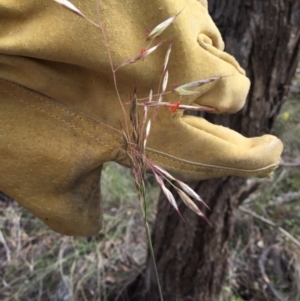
168,102,180,113
140,48,147,61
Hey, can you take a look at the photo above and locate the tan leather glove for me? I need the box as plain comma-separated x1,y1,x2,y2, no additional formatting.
0,0,283,235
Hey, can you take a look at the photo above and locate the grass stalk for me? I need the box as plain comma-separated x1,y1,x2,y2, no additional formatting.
136,178,164,301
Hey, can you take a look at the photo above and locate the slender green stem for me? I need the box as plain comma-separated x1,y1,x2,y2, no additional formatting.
138,179,164,301
145,222,164,301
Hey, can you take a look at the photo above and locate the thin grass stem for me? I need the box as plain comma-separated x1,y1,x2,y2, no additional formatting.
94,0,129,136
138,179,164,301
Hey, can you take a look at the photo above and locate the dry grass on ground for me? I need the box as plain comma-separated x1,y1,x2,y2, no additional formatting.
0,164,159,301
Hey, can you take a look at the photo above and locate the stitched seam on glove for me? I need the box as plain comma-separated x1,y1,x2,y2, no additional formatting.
0,79,279,176
147,151,279,175
1,80,116,151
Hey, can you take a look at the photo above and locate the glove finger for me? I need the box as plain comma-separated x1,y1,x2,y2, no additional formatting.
190,33,251,114
146,114,283,181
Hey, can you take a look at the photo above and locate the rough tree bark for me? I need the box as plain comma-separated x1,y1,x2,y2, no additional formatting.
127,1,300,301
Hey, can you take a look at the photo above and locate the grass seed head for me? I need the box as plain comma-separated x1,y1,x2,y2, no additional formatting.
162,70,169,93
154,174,179,212
176,180,209,209
162,39,174,74
177,189,211,224
147,10,183,41
152,164,176,181
128,41,164,64
53,0,84,17
174,76,222,96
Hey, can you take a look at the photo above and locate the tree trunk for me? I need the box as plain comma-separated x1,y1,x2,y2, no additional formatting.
127,1,300,300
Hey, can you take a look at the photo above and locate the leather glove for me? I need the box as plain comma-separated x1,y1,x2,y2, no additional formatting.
0,0,283,235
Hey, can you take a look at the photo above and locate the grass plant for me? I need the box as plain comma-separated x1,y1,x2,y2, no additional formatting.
50,1,220,299
0,163,159,300
1,1,217,299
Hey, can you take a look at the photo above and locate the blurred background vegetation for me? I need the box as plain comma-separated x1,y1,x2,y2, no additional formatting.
0,70,300,301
